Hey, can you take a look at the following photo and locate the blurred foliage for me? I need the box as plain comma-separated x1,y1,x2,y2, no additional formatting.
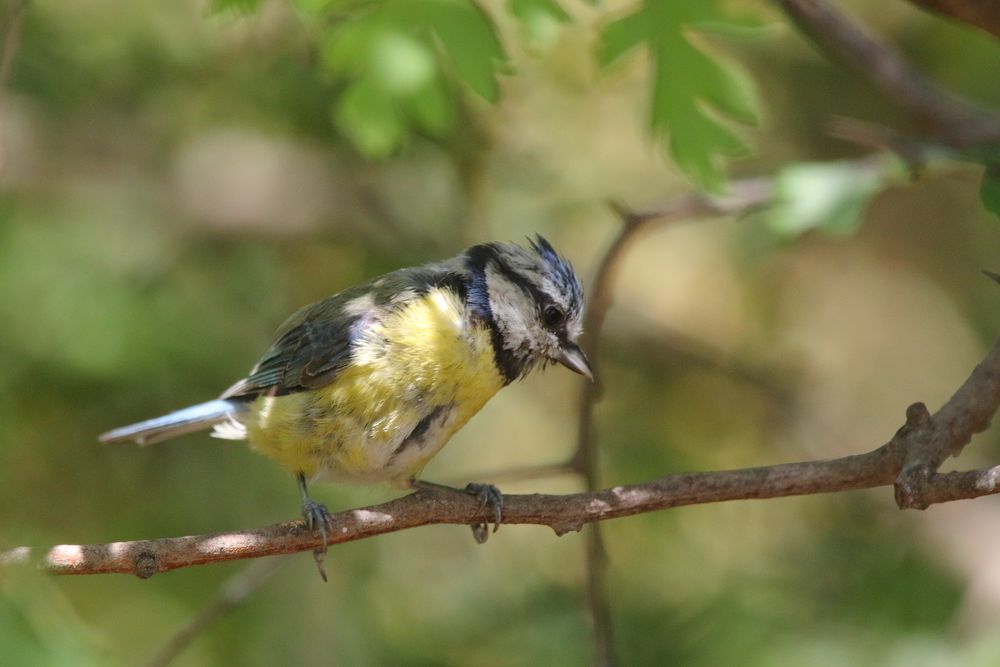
769,158,895,237
2,0,1000,665
214,0,762,189
598,0,760,190
315,0,505,155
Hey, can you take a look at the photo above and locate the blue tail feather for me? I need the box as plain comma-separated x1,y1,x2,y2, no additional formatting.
99,399,239,446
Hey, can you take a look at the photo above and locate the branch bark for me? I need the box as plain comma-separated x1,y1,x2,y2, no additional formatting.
6,327,1000,578
906,0,1000,39
4,450,999,577
0,0,27,182
777,0,1000,149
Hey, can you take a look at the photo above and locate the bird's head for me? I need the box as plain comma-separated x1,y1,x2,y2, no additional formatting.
465,235,592,384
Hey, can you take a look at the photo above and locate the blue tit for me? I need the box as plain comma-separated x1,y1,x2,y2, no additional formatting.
100,236,592,568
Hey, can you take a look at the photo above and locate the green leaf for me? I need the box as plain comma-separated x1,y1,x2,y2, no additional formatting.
370,30,437,94
334,77,407,157
981,163,1000,219
211,0,263,12
770,161,884,237
598,9,648,66
318,1,505,156
422,0,507,102
291,0,336,13
509,0,570,42
599,0,761,191
407,77,456,134
322,16,383,78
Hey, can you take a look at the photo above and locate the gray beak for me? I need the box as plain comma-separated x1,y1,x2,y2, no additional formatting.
556,342,594,382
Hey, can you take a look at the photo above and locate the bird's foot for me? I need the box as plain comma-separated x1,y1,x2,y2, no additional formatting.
410,479,503,544
465,482,503,544
302,498,332,582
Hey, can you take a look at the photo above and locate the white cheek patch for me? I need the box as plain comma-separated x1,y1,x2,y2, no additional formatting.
485,264,536,351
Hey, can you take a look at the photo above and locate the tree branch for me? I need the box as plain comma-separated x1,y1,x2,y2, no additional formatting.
906,0,1000,39
4,449,998,577
6,326,1000,578
0,0,27,182
0,0,25,91
777,0,1000,149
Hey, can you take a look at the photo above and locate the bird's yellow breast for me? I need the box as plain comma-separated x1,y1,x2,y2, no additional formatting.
243,288,504,486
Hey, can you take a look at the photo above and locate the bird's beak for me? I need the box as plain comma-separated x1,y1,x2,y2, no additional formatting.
556,342,594,382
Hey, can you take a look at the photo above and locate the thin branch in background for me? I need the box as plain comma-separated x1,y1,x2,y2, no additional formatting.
0,0,27,181
568,179,777,666
776,0,1000,149
141,557,287,667
583,525,615,667
570,206,646,667
825,115,934,176
349,179,443,256
905,0,1000,39
571,175,778,484
0,0,25,91
571,203,651,667
463,173,783,666
601,326,795,406
463,460,576,485
571,178,775,479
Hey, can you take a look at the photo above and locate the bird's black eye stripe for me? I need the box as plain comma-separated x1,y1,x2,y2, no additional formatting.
472,244,570,333
542,304,565,329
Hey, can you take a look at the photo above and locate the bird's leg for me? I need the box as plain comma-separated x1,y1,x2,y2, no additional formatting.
410,479,503,544
298,472,331,581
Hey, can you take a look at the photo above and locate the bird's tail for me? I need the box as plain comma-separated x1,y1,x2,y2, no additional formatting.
98,399,244,446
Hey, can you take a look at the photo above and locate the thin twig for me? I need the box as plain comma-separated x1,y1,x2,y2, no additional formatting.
601,325,793,404
906,0,1000,39
776,0,1000,149
464,460,576,484
573,217,636,667
0,0,25,92
825,115,934,176
0,0,27,181
142,558,287,667
571,178,775,477
583,524,615,667
569,178,775,665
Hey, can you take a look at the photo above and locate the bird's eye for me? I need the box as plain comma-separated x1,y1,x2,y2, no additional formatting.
542,305,565,329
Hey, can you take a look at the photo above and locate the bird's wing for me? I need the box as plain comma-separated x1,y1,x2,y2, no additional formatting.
220,306,355,399
220,262,465,400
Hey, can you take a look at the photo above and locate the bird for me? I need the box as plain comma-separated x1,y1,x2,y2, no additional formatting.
99,236,592,577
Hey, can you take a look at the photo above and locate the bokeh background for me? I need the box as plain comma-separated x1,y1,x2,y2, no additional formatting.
2,0,1000,665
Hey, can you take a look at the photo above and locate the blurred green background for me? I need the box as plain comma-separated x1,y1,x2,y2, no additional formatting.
2,0,1000,665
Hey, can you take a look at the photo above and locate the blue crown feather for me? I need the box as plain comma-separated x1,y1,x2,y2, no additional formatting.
529,234,584,309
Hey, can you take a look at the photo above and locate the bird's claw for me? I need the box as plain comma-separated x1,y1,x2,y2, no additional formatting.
302,499,332,582
465,482,502,543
